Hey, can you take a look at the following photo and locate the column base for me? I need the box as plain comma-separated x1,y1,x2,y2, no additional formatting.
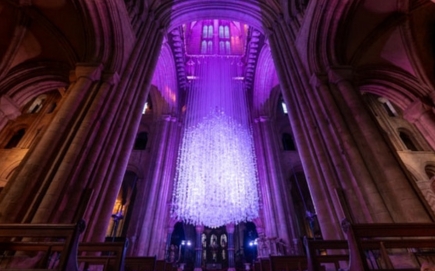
228,268,236,271
194,268,203,271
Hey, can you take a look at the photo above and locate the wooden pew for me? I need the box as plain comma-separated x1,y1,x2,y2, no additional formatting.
268,255,308,271
341,219,435,271
303,237,348,271
125,256,156,271
0,220,85,270
76,241,129,271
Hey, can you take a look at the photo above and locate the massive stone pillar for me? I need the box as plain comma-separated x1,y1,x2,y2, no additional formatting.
0,63,103,224
267,23,344,239
328,67,432,223
309,75,391,224
267,15,432,243
0,10,166,248
253,116,298,248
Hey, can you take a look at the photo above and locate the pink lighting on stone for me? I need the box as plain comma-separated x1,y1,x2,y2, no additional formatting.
171,54,259,228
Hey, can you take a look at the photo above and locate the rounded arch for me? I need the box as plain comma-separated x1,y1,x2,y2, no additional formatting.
253,45,280,116
357,68,431,111
0,63,69,109
398,127,422,151
425,163,435,180
72,0,135,71
151,43,178,115
125,164,144,180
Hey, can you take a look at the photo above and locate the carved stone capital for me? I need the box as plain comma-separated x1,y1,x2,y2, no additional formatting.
327,66,353,84
195,225,204,233
403,100,433,123
310,73,328,88
255,115,270,123
102,72,120,85
75,63,104,81
225,223,235,234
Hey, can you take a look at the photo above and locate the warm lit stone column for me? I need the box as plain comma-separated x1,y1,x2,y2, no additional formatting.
328,67,432,222
309,75,392,223
194,225,204,271
403,100,435,151
253,116,297,248
0,95,21,131
0,63,103,223
226,223,236,271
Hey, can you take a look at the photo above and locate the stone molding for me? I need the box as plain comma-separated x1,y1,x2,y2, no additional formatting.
0,95,21,120
403,100,433,123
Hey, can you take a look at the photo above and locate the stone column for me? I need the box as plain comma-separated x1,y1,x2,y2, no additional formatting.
194,225,204,271
164,221,176,261
328,67,432,223
266,22,345,239
309,74,391,224
403,100,435,151
149,116,181,258
0,63,103,224
134,116,172,255
253,116,298,245
226,223,236,271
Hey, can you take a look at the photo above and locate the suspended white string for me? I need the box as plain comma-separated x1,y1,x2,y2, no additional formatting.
172,56,260,228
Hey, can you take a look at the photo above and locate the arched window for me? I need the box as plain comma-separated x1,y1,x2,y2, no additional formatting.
27,95,47,114
201,40,207,54
207,41,213,54
377,97,397,117
224,26,230,38
281,100,288,114
282,133,296,151
208,25,213,38
46,102,57,114
106,170,138,239
134,132,148,150
219,41,225,54
225,41,231,54
202,25,208,38
4,128,25,149
219,26,224,38
399,131,419,151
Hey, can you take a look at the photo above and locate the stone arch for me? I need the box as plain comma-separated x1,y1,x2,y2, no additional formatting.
154,0,281,34
151,44,178,115
253,45,280,116
0,63,69,109
357,68,430,111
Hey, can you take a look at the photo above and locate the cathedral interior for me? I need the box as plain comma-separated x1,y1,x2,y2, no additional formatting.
1,0,435,270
